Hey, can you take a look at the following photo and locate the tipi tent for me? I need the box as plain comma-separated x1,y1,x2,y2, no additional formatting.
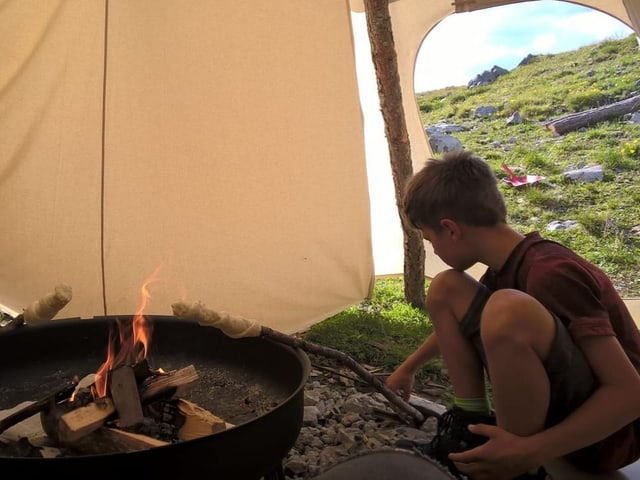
1,0,638,334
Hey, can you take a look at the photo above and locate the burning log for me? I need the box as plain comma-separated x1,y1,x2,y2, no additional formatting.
139,364,199,402
41,364,200,444
171,301,431,426
110,365,144,427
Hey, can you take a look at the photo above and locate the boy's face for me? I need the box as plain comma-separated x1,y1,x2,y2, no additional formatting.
420,222,476,271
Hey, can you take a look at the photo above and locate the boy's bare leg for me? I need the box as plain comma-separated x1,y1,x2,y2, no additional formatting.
428,272,556,434
427,270,487,399
481,289,555,435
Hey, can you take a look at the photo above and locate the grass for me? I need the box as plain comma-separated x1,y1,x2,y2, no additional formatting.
304,276,447,385
302,35,640,390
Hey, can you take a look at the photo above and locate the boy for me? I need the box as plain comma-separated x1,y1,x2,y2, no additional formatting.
387,150,640,480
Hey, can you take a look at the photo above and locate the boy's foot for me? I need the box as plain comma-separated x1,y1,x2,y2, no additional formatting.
396,407,551,480
395,406,496,478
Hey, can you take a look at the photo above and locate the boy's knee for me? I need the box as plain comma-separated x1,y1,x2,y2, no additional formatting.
481,290,555,349
427,270,485,323
428,269,478,298
484,289,527,314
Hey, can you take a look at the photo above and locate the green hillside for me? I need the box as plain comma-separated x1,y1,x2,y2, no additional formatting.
415,34,640,297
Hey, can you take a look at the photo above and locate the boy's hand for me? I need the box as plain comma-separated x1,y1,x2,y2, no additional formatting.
385,367,415,401
449,424,541,480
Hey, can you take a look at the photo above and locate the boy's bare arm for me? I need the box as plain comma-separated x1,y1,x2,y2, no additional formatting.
530,335,640,459
401,333,441,373
385,333,440,398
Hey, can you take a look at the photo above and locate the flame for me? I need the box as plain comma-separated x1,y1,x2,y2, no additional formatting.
93,265,162,398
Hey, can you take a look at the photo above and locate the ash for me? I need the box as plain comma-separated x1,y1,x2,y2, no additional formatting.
281,354,444,479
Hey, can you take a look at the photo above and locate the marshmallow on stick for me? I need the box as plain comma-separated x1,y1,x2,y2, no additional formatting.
23,283,73,325
171,301,261,338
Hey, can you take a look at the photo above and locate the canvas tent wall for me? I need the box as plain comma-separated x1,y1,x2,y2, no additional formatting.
1,0,638,334
0,0,374,334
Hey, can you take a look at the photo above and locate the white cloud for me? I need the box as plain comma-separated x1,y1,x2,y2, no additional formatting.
413,3,634,92
530,33,558,52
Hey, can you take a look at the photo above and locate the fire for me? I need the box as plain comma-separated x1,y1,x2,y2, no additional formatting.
93,266,162,398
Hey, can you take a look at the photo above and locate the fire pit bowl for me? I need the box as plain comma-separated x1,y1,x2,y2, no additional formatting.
0,315,310,479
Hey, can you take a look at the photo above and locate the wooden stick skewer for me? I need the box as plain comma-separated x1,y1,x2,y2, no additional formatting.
171,301,435,426
0,381,77,435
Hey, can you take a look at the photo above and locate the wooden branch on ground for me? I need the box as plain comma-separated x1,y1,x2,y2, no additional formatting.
545,94,640,134
261,326,428,426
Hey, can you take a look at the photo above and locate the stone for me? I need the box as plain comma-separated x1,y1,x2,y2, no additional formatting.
282,356,442,479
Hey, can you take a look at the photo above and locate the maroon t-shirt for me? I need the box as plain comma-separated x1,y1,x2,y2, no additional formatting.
480,231,640,470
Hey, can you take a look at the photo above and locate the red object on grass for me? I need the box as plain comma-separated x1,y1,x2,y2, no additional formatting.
501,162,545,187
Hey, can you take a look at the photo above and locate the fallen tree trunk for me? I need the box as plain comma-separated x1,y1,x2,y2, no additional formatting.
545,94,640,135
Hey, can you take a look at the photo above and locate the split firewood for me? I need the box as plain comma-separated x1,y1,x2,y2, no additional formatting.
109,365,144,427
139,364,199,402
71,427,169,455
42,365,199,444
104,427,170,449
171,301,430,426
56,397,116,443
175,398,227,440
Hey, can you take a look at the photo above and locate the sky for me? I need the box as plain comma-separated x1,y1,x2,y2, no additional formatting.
414,1,635,92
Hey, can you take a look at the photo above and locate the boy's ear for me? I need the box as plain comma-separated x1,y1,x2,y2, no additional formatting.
439,218,461,239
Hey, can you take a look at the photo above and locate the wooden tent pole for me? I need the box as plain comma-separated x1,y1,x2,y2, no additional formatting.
362,0,426,310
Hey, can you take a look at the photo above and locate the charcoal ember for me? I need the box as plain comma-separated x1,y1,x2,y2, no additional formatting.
0,437,43,458
144,400,185,429
132,359,158,383
126,417,179,443
71,388,93,407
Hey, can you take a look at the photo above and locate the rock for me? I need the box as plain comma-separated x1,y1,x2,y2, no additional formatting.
475,105,497,117
282,356,442,479
468,65,509,88
546,220,579,231
563,165,604,182
427,133,463,153
506,112,523,125
424,123,469,135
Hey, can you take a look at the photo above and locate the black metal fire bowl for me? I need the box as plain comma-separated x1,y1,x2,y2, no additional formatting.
0,315,310,479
